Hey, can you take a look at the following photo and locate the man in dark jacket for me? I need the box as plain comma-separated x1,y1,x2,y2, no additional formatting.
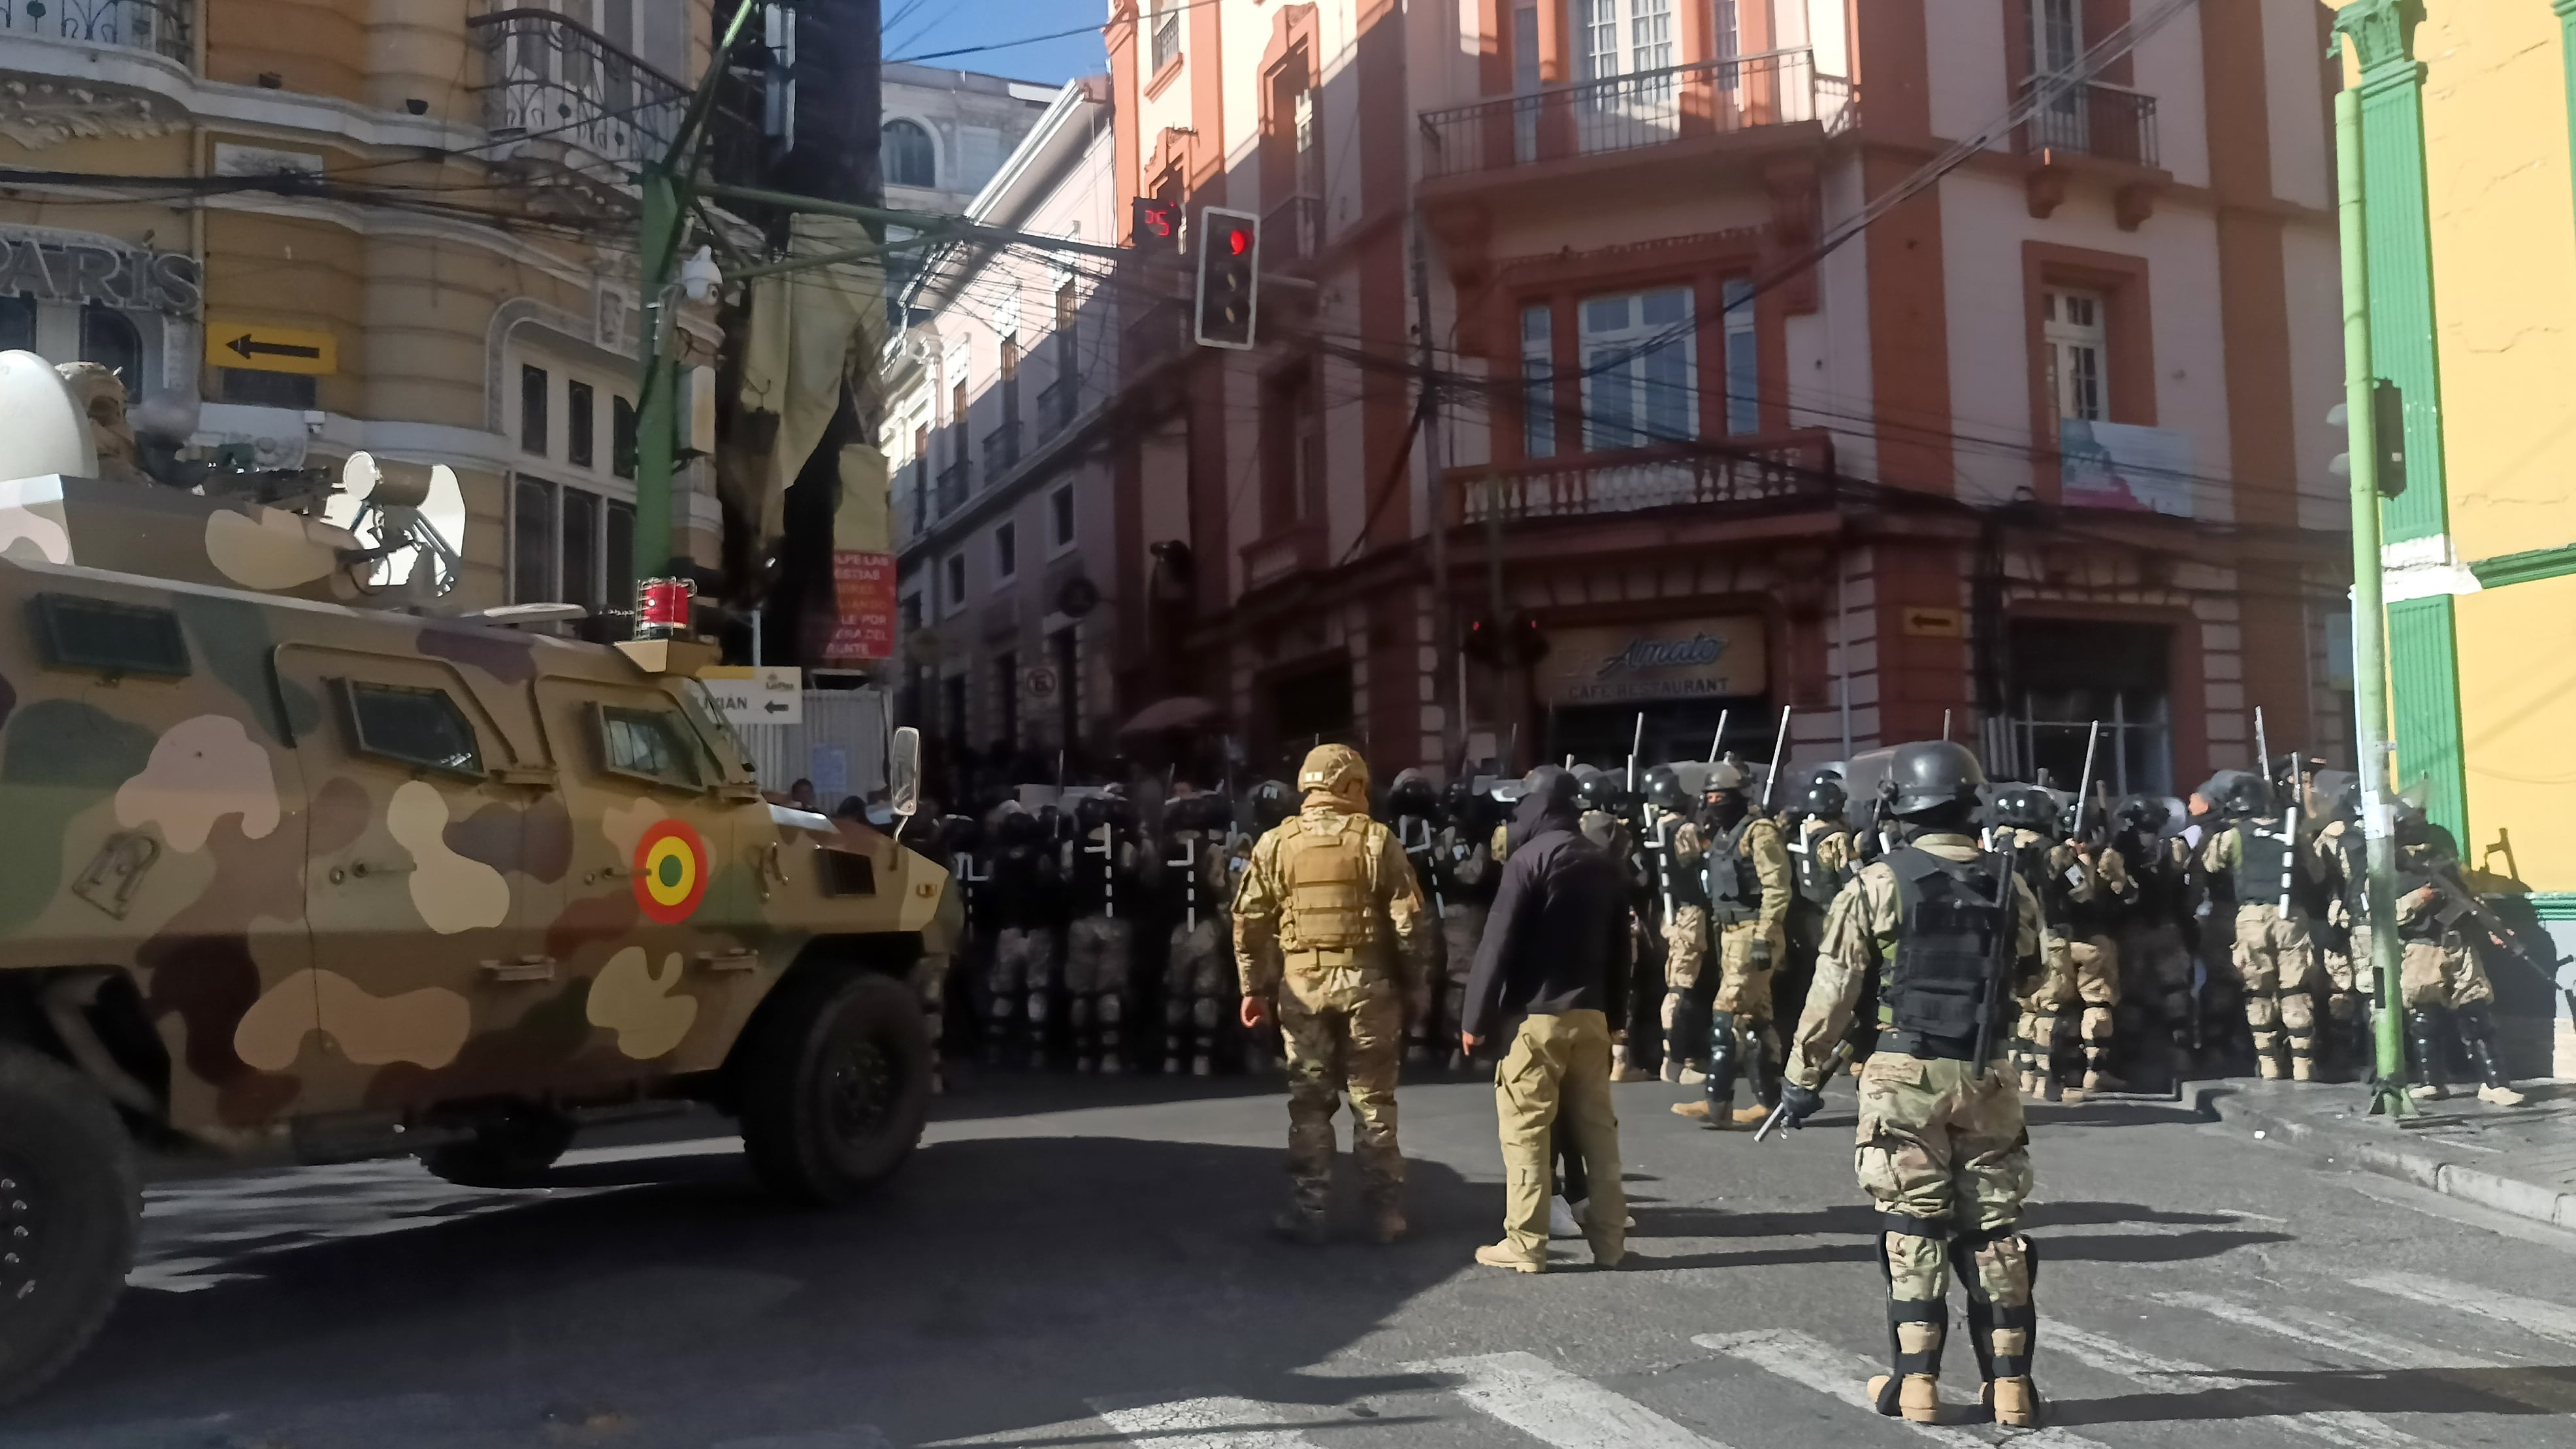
1460,767,1631,1271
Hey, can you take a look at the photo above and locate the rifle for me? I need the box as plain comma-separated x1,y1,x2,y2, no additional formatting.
1970,844,2017,1073
2421,870,2576,1020
1756,1037,1853,1142
1759,706,1793,811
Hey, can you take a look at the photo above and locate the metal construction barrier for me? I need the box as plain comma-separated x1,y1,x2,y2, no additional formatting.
735,687,890,806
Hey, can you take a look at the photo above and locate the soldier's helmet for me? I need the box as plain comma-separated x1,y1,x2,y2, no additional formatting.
996,806,1045,848
1885,740,1987,819
1250,777,1296,828
1574,766,1617,815
1443,776,1483,824
1387,767,1440,820
1297,743,1370,800
1703,758,1750,797
2309,769,2360,824
1987,782,2058,832
1075,792,1113,834
1801,775,1849,819
2218,771,2270,817
1642,764,1689,813
2115,794,2171,833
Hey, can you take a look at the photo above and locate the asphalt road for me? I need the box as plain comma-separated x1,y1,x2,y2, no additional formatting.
8,1066,2576,1448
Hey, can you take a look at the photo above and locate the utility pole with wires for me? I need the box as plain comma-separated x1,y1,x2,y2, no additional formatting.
1411,212,1458,770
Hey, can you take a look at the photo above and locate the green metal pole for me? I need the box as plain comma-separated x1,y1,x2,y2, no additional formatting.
634,165,682,585
2335,82,2413,1119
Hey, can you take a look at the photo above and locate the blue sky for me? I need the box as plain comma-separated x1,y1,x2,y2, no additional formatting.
885,0,1109,87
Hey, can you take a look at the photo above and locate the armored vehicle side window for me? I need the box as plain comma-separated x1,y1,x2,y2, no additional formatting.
597,704,703,789
344,681,485,777
32,594,190,677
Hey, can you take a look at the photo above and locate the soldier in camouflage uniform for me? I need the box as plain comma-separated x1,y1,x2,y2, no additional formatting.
2201,774,2326,1080
1673,760,1792,1126
1387,768,1448,1064
1156,789,1240,1077
1233,745,1435,1243
985,805,1062,1068
1652,772,1714,1083
1772,741,2050,1429
1435,777,1502,1071
1064,791,1142,1073
1626,767,1700,1083
1783,773,1857,1059
2111,796,2197,1079
2392,802,2528,1107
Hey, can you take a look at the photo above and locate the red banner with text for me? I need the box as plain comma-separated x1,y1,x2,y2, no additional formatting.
825,551,898,661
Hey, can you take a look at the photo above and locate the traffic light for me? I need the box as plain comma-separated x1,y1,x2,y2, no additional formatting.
2327,379,2407,500
1132,196,1180,252
1193,206,1260,350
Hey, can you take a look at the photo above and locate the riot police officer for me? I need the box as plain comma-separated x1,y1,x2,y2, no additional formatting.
2393,801,2528,1107
986,803,1063,1069
1387,768,1449,1064
1233,745,1436,1243
1672,760,1792,1127
1435,778,1503,1069
1064,790,1143,1073
1771,741,2049,1429
2202,773,2326,1080
2111,795,2197,1082
1783,773,1857,1054
1158,789,1241,1077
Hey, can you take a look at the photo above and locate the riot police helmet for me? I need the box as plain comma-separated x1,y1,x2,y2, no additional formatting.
1801,774,1849,819
1643,764,1689,813
1073,792,1113,834
2215,770,2270,818
996,805,1044,848
1884,740,1988,819
1987,782,2058,833
1250,777,1296,828
1574,766,1618,815
1386,767,1441,821
2114,794,2170,834
1521,764,1580,808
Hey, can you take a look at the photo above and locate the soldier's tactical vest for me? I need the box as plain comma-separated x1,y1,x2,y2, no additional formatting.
2331,826,2368,924
1793,821,1847,908
2008,834,2070,927
1706,816,1763,925
1648,812,1706,913
2231,819,2294,908
2114,830,2174,923
1276,813,1382,953
1881,846,2014,1058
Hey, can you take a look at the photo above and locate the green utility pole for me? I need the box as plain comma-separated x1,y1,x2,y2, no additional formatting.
631,0,764,589
2333,81,2413,1118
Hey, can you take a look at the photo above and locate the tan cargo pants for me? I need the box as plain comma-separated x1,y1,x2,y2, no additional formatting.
1279,963,1404,1214
1493,1010,1625,1262
1855,1052,2034,1321
2232,902,2321,1071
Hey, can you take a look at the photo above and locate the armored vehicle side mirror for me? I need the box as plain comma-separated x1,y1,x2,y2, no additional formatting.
890,726,922,820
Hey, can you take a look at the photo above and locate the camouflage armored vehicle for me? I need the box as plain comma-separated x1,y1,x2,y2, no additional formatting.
0,353,958,1402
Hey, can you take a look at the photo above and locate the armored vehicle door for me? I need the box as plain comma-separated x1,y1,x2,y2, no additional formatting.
532,674,766,1083
271,645,562,1112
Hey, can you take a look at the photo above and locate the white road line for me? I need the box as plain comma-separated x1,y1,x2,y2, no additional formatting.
1694,1328,2114,1449
1085,1395,1326,1449
1405,1350,1731,1449
2357,1271,2576,1347
2049,1322,2438,1449
2156,1290,2576,1415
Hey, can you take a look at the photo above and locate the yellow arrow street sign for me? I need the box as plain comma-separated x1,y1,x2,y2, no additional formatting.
206,321,337,376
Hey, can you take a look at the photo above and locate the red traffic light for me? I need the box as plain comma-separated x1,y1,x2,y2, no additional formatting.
1228,227,1250,256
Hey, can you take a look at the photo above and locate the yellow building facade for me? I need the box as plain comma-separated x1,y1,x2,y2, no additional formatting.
0,0,728,611
2337,0,2576,1073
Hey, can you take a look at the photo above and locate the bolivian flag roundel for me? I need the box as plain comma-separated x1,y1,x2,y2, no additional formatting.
634,819,709,924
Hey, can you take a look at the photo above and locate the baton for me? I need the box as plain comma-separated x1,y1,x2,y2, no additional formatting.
1756,1038,1853,1142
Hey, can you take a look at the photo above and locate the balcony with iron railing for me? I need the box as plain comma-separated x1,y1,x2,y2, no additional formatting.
1418,48,1851,185
470,8,758,180
2015,75,2159,169
935,461,970,518
0,0,189,65
983,419,1020,476
1443,430,1834,527
1037,376,1077,438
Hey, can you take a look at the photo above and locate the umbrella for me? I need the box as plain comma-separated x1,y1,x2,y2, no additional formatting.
1120,696,1223,736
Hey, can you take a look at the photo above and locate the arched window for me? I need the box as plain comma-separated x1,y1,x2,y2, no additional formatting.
885,119,936,188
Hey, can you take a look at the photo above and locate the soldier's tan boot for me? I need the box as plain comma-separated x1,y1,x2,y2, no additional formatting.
1866,1375,1941,1424
1475,1241,1544,1273
1730,1102,1770,1126
1985,1376,2041,1427
1670,1099,1713,1120
1271,1207,1327,1246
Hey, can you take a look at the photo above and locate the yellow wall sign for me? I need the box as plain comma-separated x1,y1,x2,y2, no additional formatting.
1902,606,1965,639
205,321,337,376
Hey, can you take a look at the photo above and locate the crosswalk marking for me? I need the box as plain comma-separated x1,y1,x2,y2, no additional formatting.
2357,1271,2576,1347
2155,1289,2576,1415
1696,1327,2115,1448
1084,1396,1325,1449
2049,1322,2439,1449
1405,1351,1733,1449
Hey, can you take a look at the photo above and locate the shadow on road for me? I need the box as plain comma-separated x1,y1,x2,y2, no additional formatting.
22,1137,1483,1447
2050,1363,2576,1425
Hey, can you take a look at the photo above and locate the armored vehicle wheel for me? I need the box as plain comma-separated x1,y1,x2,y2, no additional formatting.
0,1044,139,1407
740,972,934,1206
417,1106,577,1189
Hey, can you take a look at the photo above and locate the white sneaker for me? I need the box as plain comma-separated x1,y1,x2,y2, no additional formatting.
2479,1083,2528,1107
1567,1197,1636,1231
1548,1196,1581,1239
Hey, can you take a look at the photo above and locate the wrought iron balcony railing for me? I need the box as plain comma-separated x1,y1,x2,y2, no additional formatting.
935,461,970,517
470,8,755,176
983,419,1020,475
1418,48,1851,181
1444,431,1834,526
1,0,191,65
1037,376,1077,438
2015,76,2159,169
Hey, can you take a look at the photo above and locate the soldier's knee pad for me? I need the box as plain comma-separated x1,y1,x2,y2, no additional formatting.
1192,998,1221,1032
2278,992,2315,1035
2079,1006,2113,1043
1097,994,1122,1026
1026,992,1051,1024
2243,995,2279,1030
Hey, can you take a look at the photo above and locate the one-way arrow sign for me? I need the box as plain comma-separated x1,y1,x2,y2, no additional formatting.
204,320,337,376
